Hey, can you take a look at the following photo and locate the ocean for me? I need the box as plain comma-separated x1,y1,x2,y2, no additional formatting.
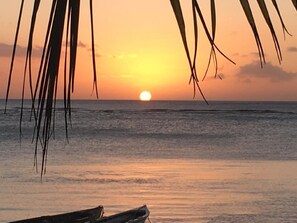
1,100,297,222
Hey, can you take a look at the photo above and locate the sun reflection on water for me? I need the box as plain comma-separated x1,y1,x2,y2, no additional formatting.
1,157,297,222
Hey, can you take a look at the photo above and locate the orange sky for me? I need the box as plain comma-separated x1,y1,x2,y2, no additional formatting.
0,1,296,101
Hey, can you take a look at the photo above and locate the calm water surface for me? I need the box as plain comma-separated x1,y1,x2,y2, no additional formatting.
1,100,297,222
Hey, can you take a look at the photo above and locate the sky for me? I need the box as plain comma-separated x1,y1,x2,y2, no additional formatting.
0,1,296,101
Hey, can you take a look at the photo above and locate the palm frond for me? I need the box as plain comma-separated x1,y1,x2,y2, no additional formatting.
171,0,235,99
170,0,295,98
90,0,99,98
20,0,40,138
192,1,235,66
36,0,68,176
169,0,194,75
240,0,266,66
257,0,282,63
5,0,25,113
191,0,199,87
210,0,216,39
203,0,218,81
2,0,99,177
271,0,292,38
292,0,297,10
170,0,207,101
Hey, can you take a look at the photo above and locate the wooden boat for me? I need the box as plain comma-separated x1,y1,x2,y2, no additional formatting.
10,205,104,223
96,205,149,223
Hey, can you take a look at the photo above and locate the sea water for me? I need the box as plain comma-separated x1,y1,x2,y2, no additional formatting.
1,100,297,222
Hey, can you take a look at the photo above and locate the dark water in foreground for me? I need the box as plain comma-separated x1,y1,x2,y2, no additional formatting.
1,100,297,222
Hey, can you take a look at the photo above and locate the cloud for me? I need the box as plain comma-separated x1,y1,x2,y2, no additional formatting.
236,62,297,82
0,41,100,58
109,53,138,59
232,52,267,59
204,73,225,81
250,51,268,59
288,46,297,53
87,49,101,57
0,42,43,58
62,40,87,48
77,41,87,48
250,52,259,58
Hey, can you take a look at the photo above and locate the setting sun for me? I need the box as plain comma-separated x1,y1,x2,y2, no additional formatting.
139,91,152,101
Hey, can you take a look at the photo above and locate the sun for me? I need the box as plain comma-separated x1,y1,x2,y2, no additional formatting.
139,91,152,101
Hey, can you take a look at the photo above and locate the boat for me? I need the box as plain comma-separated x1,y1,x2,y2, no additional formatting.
96,205,149,223
10,205,104,223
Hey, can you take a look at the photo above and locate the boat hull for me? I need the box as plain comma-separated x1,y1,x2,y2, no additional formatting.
10,206,104,223
96,205,149,223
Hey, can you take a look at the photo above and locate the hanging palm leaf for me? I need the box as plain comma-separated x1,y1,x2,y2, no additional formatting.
257,0,282,63
292,0,297,10
4,0,98,177
240,0,267,66
20,0,41,137
90,0,99,98
203,0,219,81
169,0,194,78
271,0,292,38
170,0,235,98
5,0,25,113
171,0,295,79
